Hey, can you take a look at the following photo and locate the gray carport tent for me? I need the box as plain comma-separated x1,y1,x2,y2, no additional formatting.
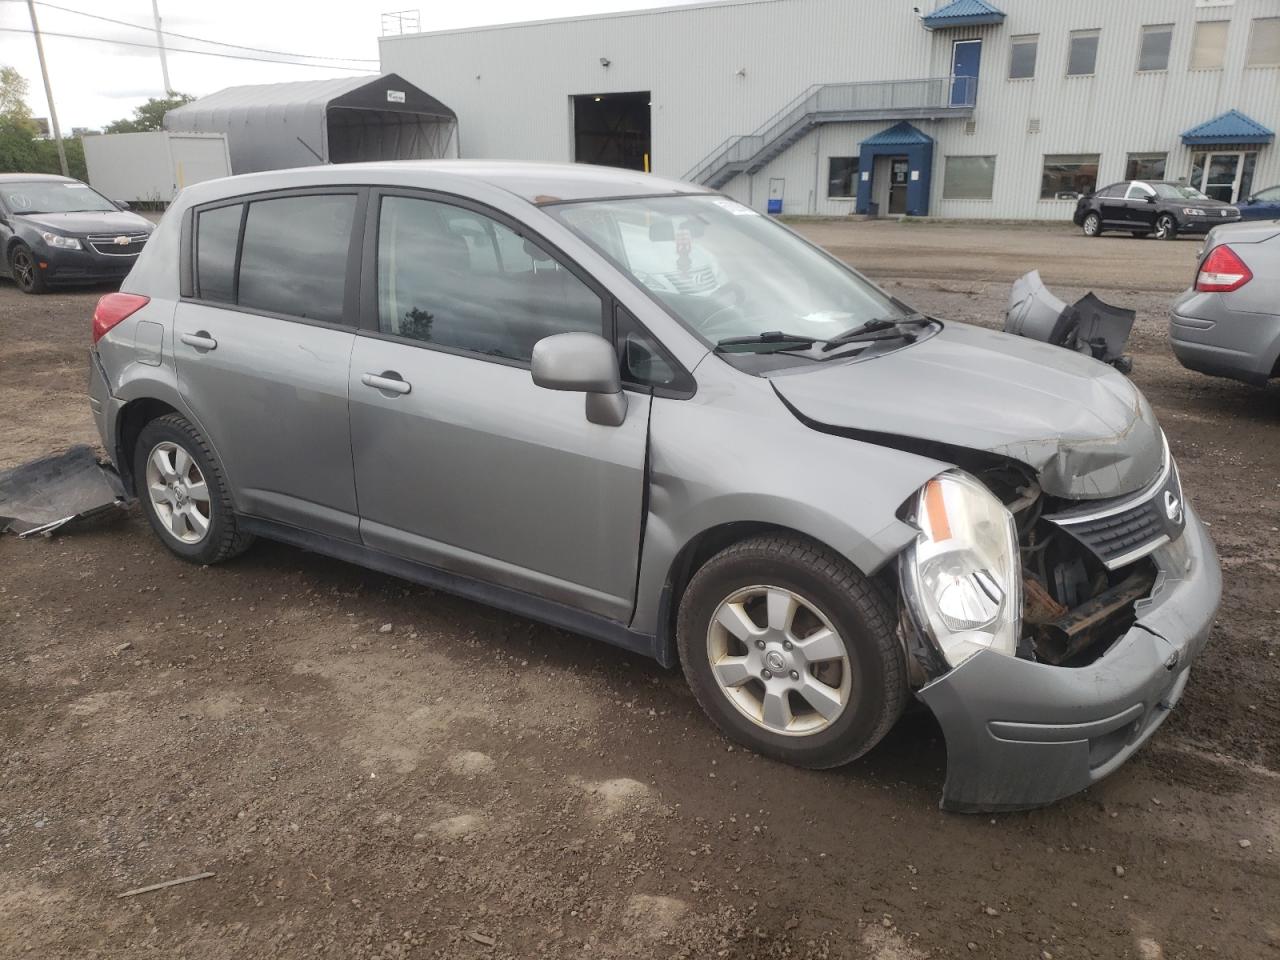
163,74,457,175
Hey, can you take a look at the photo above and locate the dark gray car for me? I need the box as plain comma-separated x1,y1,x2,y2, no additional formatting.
87,161,1221,812
1170,220,1280,385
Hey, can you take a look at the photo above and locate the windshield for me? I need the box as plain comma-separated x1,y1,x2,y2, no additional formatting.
1,180,118,214
548,195,907,345
1151,183,1210,201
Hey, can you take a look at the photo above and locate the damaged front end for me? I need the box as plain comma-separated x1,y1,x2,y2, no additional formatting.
896,440,1221,813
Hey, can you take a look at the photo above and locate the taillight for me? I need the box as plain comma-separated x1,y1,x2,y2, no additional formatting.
92,293,150,344
1195,245,1253,293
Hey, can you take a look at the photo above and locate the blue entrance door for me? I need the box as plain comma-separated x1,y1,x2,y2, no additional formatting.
951,39,981,105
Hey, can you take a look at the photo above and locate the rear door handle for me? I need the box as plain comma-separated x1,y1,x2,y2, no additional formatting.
361,372,411,396
180,331,217,351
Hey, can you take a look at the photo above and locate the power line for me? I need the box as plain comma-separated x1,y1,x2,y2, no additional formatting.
0,26,376,71
24,0,380,64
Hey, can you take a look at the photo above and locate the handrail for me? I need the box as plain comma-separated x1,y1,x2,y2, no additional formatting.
683,76,975,184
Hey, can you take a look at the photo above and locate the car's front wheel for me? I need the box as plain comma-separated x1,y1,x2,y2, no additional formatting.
9,243,47,294
1154,214,1178,241
677,534,905,769
1081,212,1102,237
133,413,253,564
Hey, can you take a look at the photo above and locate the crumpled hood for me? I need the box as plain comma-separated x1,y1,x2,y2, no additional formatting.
17,210,153,236
771,321,1163,500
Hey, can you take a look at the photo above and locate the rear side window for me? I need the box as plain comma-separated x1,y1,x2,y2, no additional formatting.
196,204,241,303
237,194,356,323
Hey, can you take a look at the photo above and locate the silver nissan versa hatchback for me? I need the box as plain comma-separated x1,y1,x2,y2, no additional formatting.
87,161,1222,811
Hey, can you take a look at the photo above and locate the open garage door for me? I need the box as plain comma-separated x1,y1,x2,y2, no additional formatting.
572,92,651,171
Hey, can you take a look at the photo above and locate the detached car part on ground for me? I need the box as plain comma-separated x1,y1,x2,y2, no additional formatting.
1170,220,1280,386
84,161,1222,812
1005,270,1135,372
0,174,153,294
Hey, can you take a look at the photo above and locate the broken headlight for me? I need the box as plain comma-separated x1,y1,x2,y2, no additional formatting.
900,471,1022,669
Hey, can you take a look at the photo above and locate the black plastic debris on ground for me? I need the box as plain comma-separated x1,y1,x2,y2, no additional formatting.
1005,270,1135,373
0,445,128,538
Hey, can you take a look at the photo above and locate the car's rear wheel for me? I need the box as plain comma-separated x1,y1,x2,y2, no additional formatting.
1154,214,1178,240
133,413,253,564
9,243,46,294
677,534,905,769
1081,212,1102,237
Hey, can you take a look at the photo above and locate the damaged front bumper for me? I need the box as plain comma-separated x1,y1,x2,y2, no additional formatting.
916,503,1221,813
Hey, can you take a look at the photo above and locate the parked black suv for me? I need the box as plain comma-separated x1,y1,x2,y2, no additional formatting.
0,173,154,294
1073,180,1241,241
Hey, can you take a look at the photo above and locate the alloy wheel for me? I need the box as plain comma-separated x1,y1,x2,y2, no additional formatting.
1083,214,1099,236
706,585,853,736
11,248,36,291
1155,216,1174,240
145,441,212,544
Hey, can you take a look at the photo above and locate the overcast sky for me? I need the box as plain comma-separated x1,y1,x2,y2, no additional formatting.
0,0,702,130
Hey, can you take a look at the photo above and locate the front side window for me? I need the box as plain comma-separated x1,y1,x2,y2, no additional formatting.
376,195,603,363
827,157,858,198
237,194,355,323
1247,17,1280,66
195,204,241,304
1254,185,1280,203
548,195,905,348
1139,24,1173,71
1040,155,1100,200
1009,35,1038,79
1191,21,1228,69
1126,153,1167,181
1067,30,1100,76
942,156,996,200
1124,182,1154,200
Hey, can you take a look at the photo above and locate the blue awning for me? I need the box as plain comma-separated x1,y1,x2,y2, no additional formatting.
1181,110,1274,146
860,122,934,147
921,0,1006,29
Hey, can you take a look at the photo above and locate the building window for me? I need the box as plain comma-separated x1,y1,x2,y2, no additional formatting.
1040,154,1099,200
827,157,858,198
1246,17,1280,66
1138,24,1173,71
1009,35,1037,79
1067,29,1100,76
942,156,996,200
1190,21,1228,69
1126,153,1167,181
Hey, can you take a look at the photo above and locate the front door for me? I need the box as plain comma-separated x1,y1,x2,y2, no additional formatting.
951,39,981,105
888,157,910,215
174,192,362,541
348,191,651,621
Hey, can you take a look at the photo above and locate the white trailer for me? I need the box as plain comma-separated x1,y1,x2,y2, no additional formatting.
83,131,231,204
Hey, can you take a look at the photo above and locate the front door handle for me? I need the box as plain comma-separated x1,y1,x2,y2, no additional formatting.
180,331,217,351
361,371,411,396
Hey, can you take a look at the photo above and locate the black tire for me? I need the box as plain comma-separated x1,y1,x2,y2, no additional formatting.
676,534,905,769
9,243,47,294
133,413,253,564
1081,212,1102,237
1154,214,1178,241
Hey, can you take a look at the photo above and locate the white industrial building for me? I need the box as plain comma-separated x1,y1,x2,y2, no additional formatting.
379,0,1280,219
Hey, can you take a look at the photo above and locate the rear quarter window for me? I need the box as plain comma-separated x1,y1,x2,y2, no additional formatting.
195,204,242,303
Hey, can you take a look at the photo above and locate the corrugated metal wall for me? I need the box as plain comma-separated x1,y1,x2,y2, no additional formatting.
379,0,1280,220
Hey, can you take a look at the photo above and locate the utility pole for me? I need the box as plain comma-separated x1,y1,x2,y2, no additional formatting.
26,0,68,177
151,0,172,93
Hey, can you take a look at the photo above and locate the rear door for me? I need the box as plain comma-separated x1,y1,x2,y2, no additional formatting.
174,189,363,540
348,191,650,621
1097,183,1130,227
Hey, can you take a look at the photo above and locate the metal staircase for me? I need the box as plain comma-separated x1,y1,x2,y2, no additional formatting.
683,77,976,189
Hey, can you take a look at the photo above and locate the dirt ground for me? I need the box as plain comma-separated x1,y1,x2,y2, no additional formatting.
1,220,1277,960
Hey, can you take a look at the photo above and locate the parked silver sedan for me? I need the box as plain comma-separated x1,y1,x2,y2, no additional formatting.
1170,220,1280,385
88,161,1221,812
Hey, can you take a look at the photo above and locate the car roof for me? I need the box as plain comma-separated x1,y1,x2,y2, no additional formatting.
0,173,79,183
175,160,714,207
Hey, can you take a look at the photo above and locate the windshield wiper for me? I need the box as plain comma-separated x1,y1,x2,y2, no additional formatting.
821,314,930,352
715,331,819,352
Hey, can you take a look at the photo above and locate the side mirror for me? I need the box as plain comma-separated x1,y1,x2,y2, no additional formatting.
113,199,131,211
1144,194,1157,203
531,332,628,427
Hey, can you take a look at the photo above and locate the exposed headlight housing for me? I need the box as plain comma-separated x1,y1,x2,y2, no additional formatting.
1181,207,1206,217
40,231,81,250
899,471,1022,669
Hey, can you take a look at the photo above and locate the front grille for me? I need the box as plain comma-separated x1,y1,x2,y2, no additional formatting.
1045,440,1185,570
87,234,148,257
